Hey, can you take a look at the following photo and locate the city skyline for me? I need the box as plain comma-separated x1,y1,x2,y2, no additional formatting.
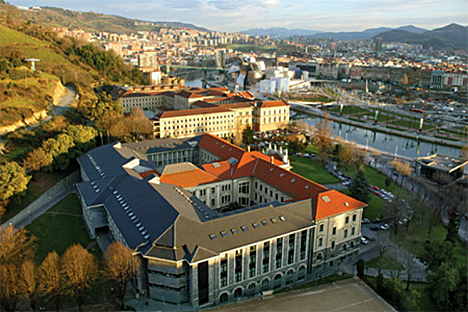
9,0,467,33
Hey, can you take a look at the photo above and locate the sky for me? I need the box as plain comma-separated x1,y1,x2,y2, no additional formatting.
9,0,467,33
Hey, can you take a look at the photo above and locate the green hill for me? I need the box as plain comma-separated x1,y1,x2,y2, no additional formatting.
0,5,146,127
7,5,209,34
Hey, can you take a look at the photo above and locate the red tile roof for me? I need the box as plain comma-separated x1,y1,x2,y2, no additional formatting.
258,100,289,108
160,107,232,119
199,134,245,161
314,190,366,219
160,169,221,188
252,158,327,199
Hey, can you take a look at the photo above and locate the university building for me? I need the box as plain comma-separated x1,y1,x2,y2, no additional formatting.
76,134,365,308
112,85,289,138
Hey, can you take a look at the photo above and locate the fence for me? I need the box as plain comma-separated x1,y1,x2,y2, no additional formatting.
1,170,80,229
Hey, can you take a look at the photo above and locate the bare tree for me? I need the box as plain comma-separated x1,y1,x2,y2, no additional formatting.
61,244,98,311
313,113,333,164
20,259,40,312
40,251,62,311
105,242,139,310
0,264,21,312
376,231,392,275
353,148,368,171
338,143,354,170
403,252,417,291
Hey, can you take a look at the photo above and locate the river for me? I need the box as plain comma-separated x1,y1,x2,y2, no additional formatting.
180,74,463,159
291,111,463,159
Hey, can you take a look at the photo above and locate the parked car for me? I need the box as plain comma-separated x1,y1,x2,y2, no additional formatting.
380,224,390,230
361,218,370,224
360,236,368,244
372,218,380,223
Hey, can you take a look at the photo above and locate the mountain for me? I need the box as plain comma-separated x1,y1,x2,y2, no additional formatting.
241,27,322,38
12,6,209,34
396,25,427,33
308,27,391,40
307,25,428,40
376,23,468,50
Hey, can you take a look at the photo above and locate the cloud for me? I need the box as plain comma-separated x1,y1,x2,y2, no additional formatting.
256,0,281,9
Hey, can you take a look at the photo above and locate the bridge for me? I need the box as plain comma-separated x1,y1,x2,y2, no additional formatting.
166,64,228,74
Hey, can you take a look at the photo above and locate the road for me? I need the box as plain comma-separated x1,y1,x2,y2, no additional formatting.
25,85,77,132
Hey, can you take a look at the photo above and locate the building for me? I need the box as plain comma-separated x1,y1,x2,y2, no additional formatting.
153,100,289,139
76,134,366,308
113,84,188,113
414,154,468,184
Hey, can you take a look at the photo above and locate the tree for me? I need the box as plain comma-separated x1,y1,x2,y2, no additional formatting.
338,143,354,170
349,169,370,203
426,262,459,311
20,259,40,312
356,258,365,279
390,159,412,184
40,251,62,312
24,147,53,172
0,264,21,312
0,161,31,205
313,113,333,164
105,242,139,310
382,196,407,235
242,126,254,145
0,225,36,266
420,240,454,272
61,244,98,311
353,148,368,171
402,252,417,291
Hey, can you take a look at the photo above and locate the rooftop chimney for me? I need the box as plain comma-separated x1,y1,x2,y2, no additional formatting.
270,156,274,164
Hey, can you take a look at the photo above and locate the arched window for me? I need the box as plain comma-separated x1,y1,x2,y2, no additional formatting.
261,278,270,291
350,241,354,249
219,293,228,303
298,266,306,280
286,269,294,285
273,273,282,289
316,253,322,260
234,288,243,298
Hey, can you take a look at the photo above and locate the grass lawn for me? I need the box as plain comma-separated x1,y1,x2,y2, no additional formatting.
26,193,97,263
290,155,340,184
366,255,404,271
392,213,468,268
2,170,73,223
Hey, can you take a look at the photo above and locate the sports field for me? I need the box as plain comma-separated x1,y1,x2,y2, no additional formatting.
214,278,395,312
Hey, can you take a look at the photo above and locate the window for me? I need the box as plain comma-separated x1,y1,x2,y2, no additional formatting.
276,238,283,269
319,224,324,232
344,229,348,238
332,226,336,235
352,214,357,222
345,216,349,224
220,255,228,287
351,227,355,235
318,237,323,247
239,182,250,194
235,251,243,283
263,242,270,273
331,241,335,249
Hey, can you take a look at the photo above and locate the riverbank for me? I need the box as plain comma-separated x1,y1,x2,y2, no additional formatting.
290,104,466,149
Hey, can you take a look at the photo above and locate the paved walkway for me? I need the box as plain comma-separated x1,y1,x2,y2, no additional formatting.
7,189,74,229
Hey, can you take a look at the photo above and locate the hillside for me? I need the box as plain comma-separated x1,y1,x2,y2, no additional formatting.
0,6,147,127
376,23,468,50
8,5,209,34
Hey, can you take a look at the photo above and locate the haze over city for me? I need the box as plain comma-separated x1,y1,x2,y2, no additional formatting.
9,0,467,32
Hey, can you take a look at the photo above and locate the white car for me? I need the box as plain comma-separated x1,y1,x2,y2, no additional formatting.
360,236,368,244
